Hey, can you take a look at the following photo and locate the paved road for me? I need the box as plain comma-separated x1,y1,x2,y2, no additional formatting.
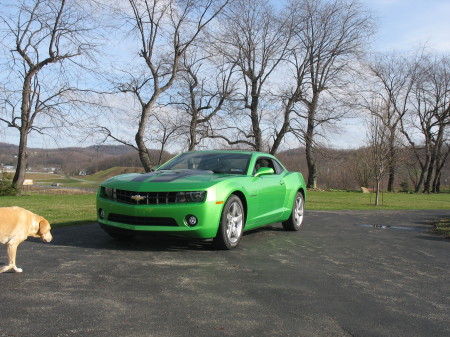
1,210,449,337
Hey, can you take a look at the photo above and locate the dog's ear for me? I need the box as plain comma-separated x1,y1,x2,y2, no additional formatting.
38,218,51,235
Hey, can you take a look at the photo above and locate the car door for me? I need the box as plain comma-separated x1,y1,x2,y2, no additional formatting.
253,157,287,224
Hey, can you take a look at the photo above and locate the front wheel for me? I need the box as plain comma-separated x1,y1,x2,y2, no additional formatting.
213,195,244,250
282,192,304,231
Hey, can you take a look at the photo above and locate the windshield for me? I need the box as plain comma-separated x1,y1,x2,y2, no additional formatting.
159,152,251,175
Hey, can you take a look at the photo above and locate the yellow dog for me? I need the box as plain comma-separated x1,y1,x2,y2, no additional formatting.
0,207,52,273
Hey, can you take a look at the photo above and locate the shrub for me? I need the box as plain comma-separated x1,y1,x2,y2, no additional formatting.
400,180,410,193
0,173,17,196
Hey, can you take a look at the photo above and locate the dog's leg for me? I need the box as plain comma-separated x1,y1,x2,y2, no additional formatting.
0,243,22,273
8,242,22,273
0,264,12,273
0,245,12,273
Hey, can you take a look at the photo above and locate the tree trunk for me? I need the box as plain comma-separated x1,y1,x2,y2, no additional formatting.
305,98,318,189
12,129,29,195
135,99,156,172
188,114,198,151
12,69,35,194
270,95,294,155
250,80,262,151
415,165,426,193
135,132,152,172
432,171,441,193
306,158,318,189
387,170,395,192
423,146,437,193
387,142,396,192
305,126,317,189
432,143,449,193
414,152,430,193
375,179,380,206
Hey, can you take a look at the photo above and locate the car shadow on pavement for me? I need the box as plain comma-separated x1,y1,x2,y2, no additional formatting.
46,222,286,252
48,223,217,252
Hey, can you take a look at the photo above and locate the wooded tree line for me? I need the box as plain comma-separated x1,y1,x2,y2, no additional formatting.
0,0,448,194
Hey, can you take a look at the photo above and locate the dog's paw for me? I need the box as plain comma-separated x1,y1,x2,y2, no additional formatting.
14,267,23,273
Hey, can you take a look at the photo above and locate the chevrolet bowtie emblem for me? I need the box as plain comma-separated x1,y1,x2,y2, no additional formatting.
131,194,146,203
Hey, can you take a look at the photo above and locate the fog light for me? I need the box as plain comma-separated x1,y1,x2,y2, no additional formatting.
99,208,105,220
185,215,198,227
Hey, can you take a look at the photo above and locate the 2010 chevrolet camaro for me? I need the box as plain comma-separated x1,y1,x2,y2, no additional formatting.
97,151,306,249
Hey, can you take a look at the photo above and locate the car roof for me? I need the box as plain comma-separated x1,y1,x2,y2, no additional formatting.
185,150,274,157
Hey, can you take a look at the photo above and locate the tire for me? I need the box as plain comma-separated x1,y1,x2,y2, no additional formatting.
282,192,304,231
213,195,244,250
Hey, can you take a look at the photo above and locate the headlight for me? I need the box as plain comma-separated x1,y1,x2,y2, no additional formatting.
102,187,116,199
176,191,206,203
105,187,113,197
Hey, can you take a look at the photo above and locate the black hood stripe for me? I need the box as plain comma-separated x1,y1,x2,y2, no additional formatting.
132,172,158,182
132,170,213,182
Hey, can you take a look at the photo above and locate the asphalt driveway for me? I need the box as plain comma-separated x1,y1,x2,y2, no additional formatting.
1,210,449,337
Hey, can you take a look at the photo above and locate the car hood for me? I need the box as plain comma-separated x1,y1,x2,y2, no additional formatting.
101,169,244,190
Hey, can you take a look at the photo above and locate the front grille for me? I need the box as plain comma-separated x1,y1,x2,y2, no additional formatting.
108,213,178,227
100,187,206,205
111,189,177,204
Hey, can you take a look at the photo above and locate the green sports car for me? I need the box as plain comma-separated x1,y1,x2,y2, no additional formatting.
97,150,306,249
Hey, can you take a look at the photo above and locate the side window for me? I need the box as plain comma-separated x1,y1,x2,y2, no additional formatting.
253,157,282,175
273,160,285,174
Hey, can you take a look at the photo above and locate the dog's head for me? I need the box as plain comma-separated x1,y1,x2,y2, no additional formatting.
37,218,52,243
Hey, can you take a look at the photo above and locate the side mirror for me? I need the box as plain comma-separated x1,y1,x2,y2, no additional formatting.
255,167,274,177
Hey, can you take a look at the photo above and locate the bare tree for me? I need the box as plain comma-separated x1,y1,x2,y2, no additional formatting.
422,56,450,193
97,105,181,166
286,0,374,188
0,0,100,192
400,54,450,193
210,0,293,152
360,52,420,191
104,0,229,171
171,49,236,151
349,147,373,188
366,112,390,205
149,108,181,164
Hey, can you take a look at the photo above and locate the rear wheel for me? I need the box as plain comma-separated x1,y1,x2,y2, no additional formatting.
282,192,304,231
213,195,244,250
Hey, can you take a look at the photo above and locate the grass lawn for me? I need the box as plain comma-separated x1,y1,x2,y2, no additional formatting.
0,191,449,229
306,190,450,210
0,194,97,228
433,218,450,238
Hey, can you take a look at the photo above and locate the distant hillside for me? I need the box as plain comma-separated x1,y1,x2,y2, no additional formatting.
0,143,171,176
85,145,135,156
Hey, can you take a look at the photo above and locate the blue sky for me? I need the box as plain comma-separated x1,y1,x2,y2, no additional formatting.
335,0,450,148
364,0,450,52
1,0,449,149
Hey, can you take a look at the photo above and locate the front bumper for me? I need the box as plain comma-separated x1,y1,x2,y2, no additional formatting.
96,197,223,239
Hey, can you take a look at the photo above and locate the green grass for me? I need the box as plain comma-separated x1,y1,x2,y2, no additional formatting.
25,173,100,189
85,167,121,181
1,191,449,229
306,191,450,210
0,194,97,228
434,219,450,238
25,167,143,190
